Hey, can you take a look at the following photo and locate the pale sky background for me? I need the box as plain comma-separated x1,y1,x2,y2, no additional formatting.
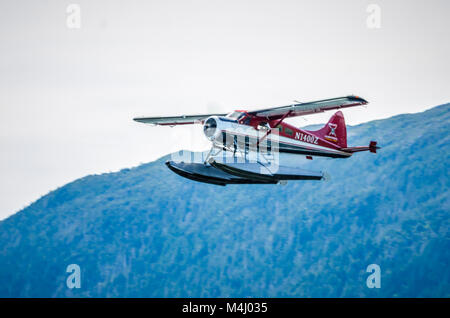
0,0,449,220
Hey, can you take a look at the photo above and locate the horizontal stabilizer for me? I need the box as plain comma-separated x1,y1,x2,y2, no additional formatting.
341,141,380,154
369,141,379,153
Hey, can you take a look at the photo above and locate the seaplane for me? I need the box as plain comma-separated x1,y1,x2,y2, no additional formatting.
134,95,379,186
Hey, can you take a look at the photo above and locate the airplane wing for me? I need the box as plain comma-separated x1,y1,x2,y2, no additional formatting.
133,113,227,126
247,95,368,120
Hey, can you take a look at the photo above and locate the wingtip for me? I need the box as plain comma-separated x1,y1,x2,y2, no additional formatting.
133,117,145,123
348,95,369,104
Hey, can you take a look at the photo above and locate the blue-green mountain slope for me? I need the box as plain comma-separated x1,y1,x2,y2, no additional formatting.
0,104,448,297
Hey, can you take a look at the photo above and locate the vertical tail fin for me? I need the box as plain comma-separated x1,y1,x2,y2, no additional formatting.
308,111,347,148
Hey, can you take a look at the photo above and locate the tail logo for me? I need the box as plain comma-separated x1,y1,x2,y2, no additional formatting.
325,123,338,142
328,123,337,136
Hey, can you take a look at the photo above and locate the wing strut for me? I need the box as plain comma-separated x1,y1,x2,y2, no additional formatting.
256,110,292,146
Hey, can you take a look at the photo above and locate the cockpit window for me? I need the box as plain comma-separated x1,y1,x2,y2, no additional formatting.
226,111,245,120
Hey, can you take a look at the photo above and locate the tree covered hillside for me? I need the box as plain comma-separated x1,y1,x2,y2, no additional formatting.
0,104,449,297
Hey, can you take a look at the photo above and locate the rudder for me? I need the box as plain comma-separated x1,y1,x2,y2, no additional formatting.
307,111,347,148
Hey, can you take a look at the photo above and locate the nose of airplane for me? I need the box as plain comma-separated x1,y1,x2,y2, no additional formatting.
203,117,218,140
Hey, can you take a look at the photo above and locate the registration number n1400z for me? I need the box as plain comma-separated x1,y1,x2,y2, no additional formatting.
295,132,318,144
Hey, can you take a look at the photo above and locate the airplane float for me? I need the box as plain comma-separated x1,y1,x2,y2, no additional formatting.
134,95,379,186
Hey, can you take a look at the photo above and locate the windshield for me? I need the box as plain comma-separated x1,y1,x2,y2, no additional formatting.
226,111,245,120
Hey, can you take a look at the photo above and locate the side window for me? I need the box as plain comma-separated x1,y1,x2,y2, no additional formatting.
284,127,294,136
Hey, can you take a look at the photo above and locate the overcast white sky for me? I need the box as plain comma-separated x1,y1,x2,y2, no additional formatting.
0,0,449,220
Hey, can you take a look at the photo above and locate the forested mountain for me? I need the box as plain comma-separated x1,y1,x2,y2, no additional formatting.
0,104,449,297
